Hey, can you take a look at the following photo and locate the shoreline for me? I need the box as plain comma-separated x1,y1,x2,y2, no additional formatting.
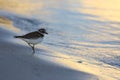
0,27,98,80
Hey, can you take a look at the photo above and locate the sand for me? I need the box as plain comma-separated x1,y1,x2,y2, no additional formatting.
0,27,99,80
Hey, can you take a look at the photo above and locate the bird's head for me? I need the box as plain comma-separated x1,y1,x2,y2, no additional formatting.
38,28,48,34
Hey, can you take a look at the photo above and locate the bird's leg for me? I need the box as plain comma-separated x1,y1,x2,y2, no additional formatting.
32,44,35,54
27,43,35,54
27,43,32,48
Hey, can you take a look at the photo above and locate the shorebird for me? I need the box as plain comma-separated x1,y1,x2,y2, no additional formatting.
14,28,48,54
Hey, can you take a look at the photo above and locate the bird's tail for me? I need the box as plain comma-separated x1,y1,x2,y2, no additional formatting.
14,36,22,38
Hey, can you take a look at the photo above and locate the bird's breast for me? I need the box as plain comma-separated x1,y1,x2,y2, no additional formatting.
22,38,43,44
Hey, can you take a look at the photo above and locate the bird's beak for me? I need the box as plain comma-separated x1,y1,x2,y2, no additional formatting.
45,32,48,34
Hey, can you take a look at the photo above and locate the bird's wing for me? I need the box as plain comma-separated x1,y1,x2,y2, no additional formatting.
21,31,44,39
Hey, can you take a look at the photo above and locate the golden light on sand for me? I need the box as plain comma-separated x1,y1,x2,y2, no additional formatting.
53,52,120,80
0,16,11,24
0,0,43,15
0,16,20,32
75,0,120,21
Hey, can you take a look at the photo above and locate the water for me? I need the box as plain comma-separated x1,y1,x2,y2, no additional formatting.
0,0,120,79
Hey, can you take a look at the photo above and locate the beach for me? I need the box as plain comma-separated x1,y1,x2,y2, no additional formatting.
0,0,120,80
0,28,98,80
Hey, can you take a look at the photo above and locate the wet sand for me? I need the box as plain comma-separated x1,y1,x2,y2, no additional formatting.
0,28,98,80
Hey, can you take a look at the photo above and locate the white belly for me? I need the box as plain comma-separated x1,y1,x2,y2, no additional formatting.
22,38,43,45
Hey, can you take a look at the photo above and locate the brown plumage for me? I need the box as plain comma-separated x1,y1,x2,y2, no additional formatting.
14,31,44,39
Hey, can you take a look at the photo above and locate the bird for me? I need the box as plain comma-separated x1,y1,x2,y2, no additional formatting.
14,28,48,54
